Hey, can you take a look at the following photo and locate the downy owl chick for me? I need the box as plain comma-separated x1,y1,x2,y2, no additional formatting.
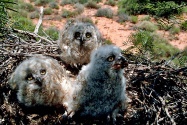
58,18,103,67
71,45,128,123
8,55,74,108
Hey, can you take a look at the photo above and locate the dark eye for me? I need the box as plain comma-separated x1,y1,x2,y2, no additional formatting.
74,32,80,39
40,69,46,75
107,56,115,62
26,74,33,81
86,32,92,38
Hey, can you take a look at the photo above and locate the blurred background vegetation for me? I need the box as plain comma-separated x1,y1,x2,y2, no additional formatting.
1,0,187,66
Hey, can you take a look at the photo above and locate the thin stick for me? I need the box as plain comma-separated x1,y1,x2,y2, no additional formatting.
34,6,43,34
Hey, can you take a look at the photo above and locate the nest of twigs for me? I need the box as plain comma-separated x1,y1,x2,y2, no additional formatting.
0,28,187,125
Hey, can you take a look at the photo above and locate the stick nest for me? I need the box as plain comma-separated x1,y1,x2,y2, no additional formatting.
0,29,187,125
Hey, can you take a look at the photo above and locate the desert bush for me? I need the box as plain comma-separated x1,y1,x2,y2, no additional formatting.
0,0,15,37
169,25,180,34
136,21,158,32
105,0,116,6
61,0,77,5
127,30,179,60
85,1,100,9
95,8,113,18
140,15,151,21
49,1,59,9
29,11,39,19
74,3,84,14
79,0,101,4
19,2,35,12
117,12,129,23
75,16,94,24
44,27,59,41
61,9,76,18
118,0,141,15
44,8,53,15
35,0,51,6
118,0,185,17
130,16,138,24
180,20,187,31
18,10,28,18
12,16,35,32
104,39,113,45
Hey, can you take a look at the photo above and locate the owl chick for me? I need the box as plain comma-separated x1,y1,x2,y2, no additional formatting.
58,18,103,67
8,55,74,108
71,45,128,123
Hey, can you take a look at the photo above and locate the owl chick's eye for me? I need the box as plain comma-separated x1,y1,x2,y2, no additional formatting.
107,56,115,62
26,75,33,81
40,69,46,75
86,32,92,38
74,32,80,39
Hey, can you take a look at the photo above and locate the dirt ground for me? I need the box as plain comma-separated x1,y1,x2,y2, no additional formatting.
30,1,187,50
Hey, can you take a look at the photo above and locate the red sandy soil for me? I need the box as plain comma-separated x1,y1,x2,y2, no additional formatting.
28,0,187,50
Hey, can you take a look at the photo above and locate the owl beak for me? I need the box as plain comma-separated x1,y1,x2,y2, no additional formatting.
80,37,84,45
79,37,85,51
35,77,42,86
112,56,128,70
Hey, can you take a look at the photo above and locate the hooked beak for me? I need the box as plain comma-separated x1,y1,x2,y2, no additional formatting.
35,77,42,86
79,37,85,51
112,56,128,70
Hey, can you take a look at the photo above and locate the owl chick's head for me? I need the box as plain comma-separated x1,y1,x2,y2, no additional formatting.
58,18,103,66
9,55,65,106
69,22,101,49
90,45,128,71
9,56,52,89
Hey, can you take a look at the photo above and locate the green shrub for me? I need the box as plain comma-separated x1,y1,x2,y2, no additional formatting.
19,2,35,12
49,2,59,9
95,8,113,18
61,9,76,18
183,6,187,13
0,0,15,37
60,0,77,6
128,30,154,52
136,21,158,32
146,1,183,17
118,0,184,17
117,13,129,22
105,0,116,6
181,20,187,31
18,10,28,18
175,47,187,66
104,39,113,45
140,15,151,21
44,27,59,41
169,25,180,34
75,16,94,24
44,8,53,15
118,0,141,15
85,1,100,9
35,0,51,6
127,30,179,60
152,35,179,59
74,3,84,14
29,11,39,19
130,16,138,24
12,16,35,32
79,0,101,4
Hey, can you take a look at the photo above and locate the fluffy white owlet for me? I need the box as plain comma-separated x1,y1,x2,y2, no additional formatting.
8,55,75,108
58,19,103,66
70,45,128,123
